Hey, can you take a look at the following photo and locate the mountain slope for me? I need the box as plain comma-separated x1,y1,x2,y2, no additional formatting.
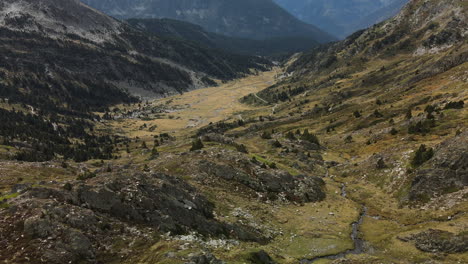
0,0,271,101
274,0,409,38
0,0,270,162
127,18,320,56
0,0,467,263
81,0,336,42
246,0,467,206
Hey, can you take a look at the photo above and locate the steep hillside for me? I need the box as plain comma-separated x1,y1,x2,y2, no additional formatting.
274,0,409,38
82,0,336,42
245,0,467,206
127,18,319,56
0,0,466,264
0,0,270,161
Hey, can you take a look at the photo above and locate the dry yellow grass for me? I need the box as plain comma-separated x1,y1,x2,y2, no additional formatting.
108,68,280,140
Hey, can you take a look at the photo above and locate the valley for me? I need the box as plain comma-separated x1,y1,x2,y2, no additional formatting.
0,0,467,263
2,63,466,263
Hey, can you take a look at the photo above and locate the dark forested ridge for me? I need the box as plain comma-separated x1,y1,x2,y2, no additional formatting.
127,18,319,56
82,0,336,42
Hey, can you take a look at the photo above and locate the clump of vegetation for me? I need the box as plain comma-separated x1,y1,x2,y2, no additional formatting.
373,110,384,118
345,135,353,143
261,131,272,139
411,144,434,167
272,140,282,148
444,101,464,109
285,131,296,140
77,171,97,181
234,143,248,153
63,182,73,191
408,119,435,134
151,147,159,158
405,108,413,119
376,158,387,169
300,129,320,145
190,138,204,151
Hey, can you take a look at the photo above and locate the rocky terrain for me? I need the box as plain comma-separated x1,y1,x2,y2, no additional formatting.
0,0,467,263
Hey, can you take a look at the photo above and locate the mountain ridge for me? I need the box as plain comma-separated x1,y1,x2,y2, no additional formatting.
126,18,320,56
81,0,337,42
274,0,409,38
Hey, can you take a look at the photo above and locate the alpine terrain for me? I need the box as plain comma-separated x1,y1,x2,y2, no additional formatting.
0,0,467,264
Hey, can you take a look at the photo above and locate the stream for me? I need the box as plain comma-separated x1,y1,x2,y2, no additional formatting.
301,184,369,263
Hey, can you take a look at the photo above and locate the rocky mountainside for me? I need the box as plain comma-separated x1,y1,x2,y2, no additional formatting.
81,0,336,42
248,0,467,205
0,0,270,161
127,18,319,56
0,0,269,98
0,0,467,263
274,0,409,38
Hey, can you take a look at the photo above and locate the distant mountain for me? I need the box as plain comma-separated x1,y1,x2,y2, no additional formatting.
127,18,320,56
81,0,336,42
273,0,409,38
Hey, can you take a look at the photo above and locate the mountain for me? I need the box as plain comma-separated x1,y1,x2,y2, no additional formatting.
1,0,467,264
126,18,320,56
0,0,270,161
81,0,336,42
247,0,467,206
273,0,409,38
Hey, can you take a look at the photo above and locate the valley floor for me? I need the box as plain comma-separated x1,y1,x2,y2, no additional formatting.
1,67,467,264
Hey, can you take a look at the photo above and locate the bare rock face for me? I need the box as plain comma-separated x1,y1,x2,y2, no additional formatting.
409,131,468,202
400,229,468,253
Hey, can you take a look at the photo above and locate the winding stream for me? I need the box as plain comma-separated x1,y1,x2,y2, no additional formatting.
301,184,368,263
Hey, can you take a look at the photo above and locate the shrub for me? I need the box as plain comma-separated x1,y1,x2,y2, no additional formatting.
408,120,435,134
301,129,320,145
444,101,464,109
261,131,272,139
406,109,413,119
373,110,384,118
285,131,296,140
345,135,353,143
411,144,434,167
234,144,248,153
272,140,282,148
190,138,204,151
376,158,387,169
63,182,73,191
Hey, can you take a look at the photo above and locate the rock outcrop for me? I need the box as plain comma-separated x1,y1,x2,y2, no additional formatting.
410,131,468,202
